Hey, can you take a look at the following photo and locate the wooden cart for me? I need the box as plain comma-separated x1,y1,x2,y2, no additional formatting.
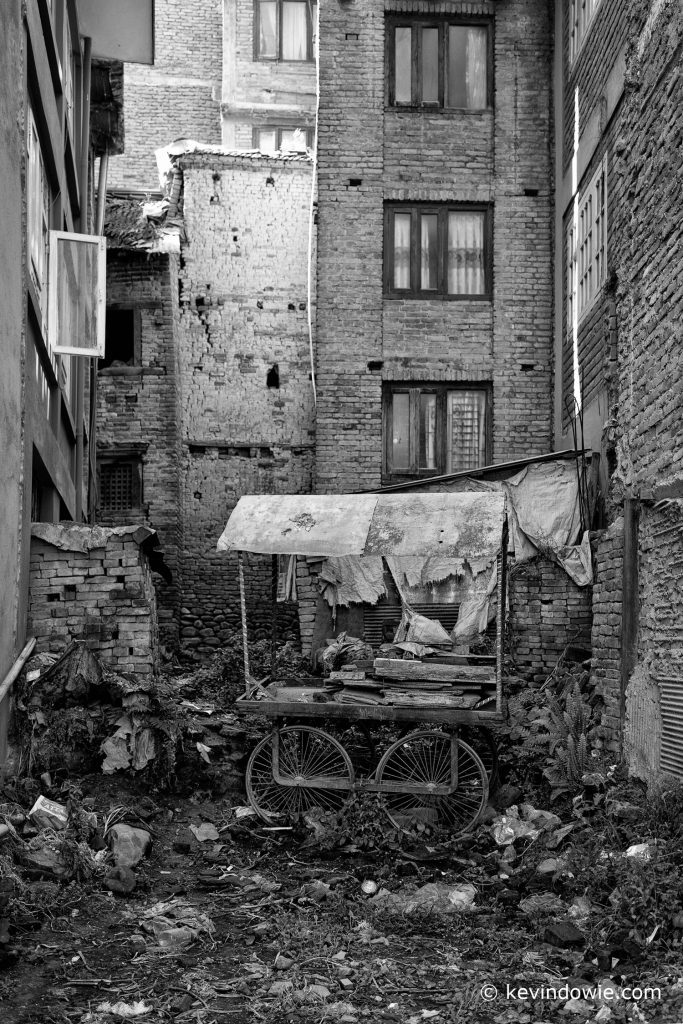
217,492,508,837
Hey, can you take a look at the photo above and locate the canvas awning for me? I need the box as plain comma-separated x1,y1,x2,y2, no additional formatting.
216,492,506,561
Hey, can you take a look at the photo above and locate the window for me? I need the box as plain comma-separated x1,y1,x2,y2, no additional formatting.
387,18,490,109
27,107,50,303
567,159,607,328
48,230,107,356
569,0,603,63
99,456,143,513
99,307,141,369
62,14,76,142
385,204,491,298
255,0,316,61
253,125,314,153
384,384,490,479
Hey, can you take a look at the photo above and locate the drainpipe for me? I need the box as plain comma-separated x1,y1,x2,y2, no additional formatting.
75,36,92,521
620,496,640,757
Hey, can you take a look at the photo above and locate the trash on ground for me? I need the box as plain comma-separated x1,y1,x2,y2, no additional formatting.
138,898,214,947
28,796,68,831
623,842,652,861
190,822,220,842
371,881,477,915
107,824,151,868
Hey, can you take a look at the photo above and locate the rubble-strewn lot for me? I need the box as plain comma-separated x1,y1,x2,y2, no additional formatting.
2,645,683,1024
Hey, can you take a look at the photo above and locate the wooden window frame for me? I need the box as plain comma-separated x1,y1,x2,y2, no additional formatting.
567,157,607,332
386,16,493,110
383,382,492,481
98,452,144,513
569,0,603,65
384,203,493,300
254,0,317,63
252,125,315,151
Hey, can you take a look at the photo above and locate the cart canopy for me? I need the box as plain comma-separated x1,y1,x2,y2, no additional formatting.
217,492,505,560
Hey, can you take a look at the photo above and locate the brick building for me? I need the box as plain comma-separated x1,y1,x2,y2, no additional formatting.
553,0,683,776
315,0,555,493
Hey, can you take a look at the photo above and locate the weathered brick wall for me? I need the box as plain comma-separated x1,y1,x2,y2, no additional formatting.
28,527,159,681
108,0,223,189
222,0,316,147
609,0,683,494
315,0,554,493
175,152,316,655
98,250,182,648
508,557,593,684
590,517,623,751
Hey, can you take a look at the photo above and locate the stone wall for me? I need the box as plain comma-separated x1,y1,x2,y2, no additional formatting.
508,557,593,684
589,518,624,752
314,0,554,493
98,250,182,648
28,526,159,681
108,0,223,189
175,152,316,655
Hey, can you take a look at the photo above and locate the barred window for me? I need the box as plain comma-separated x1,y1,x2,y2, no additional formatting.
99,458,142,512
569,0,603,63
567,159,607,328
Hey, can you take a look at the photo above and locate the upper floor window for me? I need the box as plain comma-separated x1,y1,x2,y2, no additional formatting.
99,307,141,369
255,0,316,61
253,125,314,153
27,107,50,304
385,204,491,299
569,0,603,64
384,383,490,479
387,18,491,109
99,455,143,513
567,159,607,329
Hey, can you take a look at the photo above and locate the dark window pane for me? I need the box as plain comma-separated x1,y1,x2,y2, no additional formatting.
282,1,307,59
395,27,412,103
258,0,277,57
421,28,439,103
420,214,438,290
392,393,411,469
393,212,412,289
419,393,437,469
100,308,135,368
448,26,487,108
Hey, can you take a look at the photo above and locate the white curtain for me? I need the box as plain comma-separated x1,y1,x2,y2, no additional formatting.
282,2,307,59
447,212,485,294
466,28,487,108
419,394,437,469
393,213,411,289
258,1,277,57
395,27,412,103
420,215,438,290
446,391,486,471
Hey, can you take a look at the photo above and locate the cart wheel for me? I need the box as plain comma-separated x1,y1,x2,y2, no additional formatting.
245,726,355,823
375,731,488,836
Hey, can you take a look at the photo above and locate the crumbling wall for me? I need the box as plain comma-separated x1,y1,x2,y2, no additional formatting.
508,557,592,684
98,251,182,648
107,0,223,189
175,153,315,656
314,0,554,493
27,527,159,681
590,518,624,751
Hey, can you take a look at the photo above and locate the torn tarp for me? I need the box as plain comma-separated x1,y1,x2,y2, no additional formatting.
319,556,386,609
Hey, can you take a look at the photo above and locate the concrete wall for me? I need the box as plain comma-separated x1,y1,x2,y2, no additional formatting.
0,0,24,765
175,152,315,655
97,250,182,646
108,0,223,189
315,0,555,494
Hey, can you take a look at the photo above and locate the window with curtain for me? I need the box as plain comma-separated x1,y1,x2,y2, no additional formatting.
384,384,490,479
385,204,491,298
255,0,316,61
387,17,491,109
253,125,314,152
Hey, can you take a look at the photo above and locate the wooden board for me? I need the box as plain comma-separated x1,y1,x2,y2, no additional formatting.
234,697,504,725
374,658,493,682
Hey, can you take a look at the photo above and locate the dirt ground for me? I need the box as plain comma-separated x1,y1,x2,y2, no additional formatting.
2,767,683,1024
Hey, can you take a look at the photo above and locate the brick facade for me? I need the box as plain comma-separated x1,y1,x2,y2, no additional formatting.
589,518,623,751
97,250,182,647
314,0,554,493
509,557,593,684
175,152,316,655
28,527,159,681
108,0,223,189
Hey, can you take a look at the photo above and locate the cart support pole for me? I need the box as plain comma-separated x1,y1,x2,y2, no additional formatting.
238,552,251,696
271,555,278,678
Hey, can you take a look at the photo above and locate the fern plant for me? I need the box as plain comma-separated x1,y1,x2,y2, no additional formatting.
536,680,596,798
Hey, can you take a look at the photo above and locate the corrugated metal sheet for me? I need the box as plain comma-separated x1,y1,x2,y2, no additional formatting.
217,492,506,560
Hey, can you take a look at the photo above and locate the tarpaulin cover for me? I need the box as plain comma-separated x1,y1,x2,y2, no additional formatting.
31,523,157,553
217,492,506,560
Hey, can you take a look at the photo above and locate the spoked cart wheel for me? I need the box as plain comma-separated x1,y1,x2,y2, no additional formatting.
375,730,488,836
245,725,355,823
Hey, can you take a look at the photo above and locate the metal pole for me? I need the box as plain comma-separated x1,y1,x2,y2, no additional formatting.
75,37,92,522
271,554,278,678
238,552,251,695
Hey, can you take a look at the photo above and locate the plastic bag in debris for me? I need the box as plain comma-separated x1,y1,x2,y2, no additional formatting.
624,842,653,861
101,714,156,774
321,633,374,672
394,606,452,647
492,805,541,845
138,898,215,947
371,881,477,915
